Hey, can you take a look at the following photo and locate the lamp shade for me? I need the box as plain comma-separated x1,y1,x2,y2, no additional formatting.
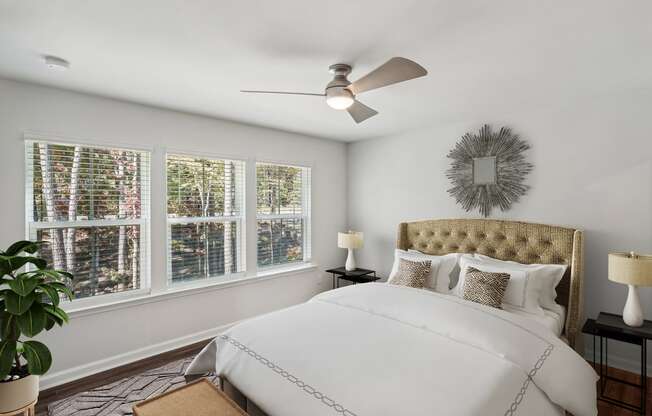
338,231,363,249
608,252,652,286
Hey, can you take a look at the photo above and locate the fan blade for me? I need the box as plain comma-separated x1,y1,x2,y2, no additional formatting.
347,100,378,123
240,90,324,96
348,57,427,95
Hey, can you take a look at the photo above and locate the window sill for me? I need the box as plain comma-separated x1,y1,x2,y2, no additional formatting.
63,262,319,319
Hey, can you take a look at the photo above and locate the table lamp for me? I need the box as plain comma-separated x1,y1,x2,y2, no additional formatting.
338,231,363,271
608,252,652,327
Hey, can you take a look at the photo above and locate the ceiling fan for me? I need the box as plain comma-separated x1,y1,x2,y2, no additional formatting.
241,57,427,124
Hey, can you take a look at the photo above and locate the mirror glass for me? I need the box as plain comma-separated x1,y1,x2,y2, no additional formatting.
473,156,496,185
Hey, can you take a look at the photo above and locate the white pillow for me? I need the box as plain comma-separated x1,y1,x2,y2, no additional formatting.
474,254,567,315
388,249,442,291
456,255,544,316
407,250,461,293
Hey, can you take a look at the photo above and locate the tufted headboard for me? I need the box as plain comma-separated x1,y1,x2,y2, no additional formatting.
397,218,584,350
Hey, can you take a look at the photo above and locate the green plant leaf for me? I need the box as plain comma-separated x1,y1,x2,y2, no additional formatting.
7,277,39,297
48,282,74,300
43,304,69,324
44,316,56,331
0,339,17,380
0,311,18,339
0,258,9,276
38,284,61,306
45,312,63,327
22,340,52,375
11,256,47,271
19,269,73,282
3,291,35,315
17,303,47,337
44,269,73,280
5,241,40,256
0,255,47,274
58,270,73,280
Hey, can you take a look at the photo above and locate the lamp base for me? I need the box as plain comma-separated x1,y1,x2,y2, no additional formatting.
623,284,644,327
345,249,356,271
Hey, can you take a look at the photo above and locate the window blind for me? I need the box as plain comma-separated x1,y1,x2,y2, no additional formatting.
25,140,151,300
256,162,311,267
166,154,246,283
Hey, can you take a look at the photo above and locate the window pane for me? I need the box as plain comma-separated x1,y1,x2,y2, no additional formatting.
166,154,245,283
256,164,303,215
37,226,141,299
27,139,150,302
30,142,146,221
169,221,240,282
167,156,243,217
257,218,303,267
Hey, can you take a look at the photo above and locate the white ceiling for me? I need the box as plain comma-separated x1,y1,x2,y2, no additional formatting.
1,0,651,141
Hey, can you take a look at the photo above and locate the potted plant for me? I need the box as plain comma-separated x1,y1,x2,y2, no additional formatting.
0,241,72,413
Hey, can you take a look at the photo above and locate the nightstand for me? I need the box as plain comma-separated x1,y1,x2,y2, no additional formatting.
325,267,379,289
583,312,652,414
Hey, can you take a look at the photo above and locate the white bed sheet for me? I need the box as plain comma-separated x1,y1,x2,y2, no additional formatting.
187,284,597,416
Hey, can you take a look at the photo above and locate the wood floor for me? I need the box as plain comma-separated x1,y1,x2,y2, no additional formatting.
596,366,651,415
35,346,650,415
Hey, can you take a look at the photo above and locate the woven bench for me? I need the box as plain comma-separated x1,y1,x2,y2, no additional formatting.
133,378,248,416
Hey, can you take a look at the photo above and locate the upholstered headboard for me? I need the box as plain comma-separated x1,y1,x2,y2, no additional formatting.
397,219,584,350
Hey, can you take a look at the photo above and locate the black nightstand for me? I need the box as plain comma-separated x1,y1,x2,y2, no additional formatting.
325,267,379,289
583,312,652,414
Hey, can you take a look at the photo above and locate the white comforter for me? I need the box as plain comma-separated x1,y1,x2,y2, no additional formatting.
186,283,598,416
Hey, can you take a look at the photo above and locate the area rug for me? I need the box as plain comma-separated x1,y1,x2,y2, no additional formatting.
48,357,219,416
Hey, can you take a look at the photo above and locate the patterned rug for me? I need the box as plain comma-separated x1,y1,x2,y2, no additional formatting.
48,357,219,416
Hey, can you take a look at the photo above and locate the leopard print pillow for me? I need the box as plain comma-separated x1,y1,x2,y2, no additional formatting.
389,258,431,288
462,266,511,309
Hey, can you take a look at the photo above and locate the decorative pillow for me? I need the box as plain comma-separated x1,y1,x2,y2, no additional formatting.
389,250,442,291
474,254,567,315
462,267,511,309
407,250,461,293
388,258,432,288
456,255,544,316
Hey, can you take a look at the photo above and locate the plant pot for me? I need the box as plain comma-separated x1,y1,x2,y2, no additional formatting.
0,375,39,413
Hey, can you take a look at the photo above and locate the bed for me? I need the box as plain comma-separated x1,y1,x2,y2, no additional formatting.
186,219,597,416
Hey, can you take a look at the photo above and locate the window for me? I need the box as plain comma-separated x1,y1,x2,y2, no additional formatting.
26,140,150,300
256,163,311,268
24,139,314,306
166,154,245,283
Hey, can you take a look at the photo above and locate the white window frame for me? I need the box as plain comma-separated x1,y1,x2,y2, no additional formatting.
165,151,247,286
24,137,152,309
255,162,312,270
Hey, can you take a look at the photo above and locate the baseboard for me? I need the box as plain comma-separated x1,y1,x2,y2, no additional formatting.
584,347,652,375
40,321,239,391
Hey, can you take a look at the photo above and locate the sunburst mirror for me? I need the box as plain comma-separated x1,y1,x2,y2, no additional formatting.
446,124,533,217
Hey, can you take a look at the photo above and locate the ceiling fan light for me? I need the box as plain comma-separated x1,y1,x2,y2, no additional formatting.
326,95,354,110
326,87,354,110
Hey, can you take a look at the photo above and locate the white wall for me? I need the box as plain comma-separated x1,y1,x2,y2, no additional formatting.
348,92,652,371
0,78,347,388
